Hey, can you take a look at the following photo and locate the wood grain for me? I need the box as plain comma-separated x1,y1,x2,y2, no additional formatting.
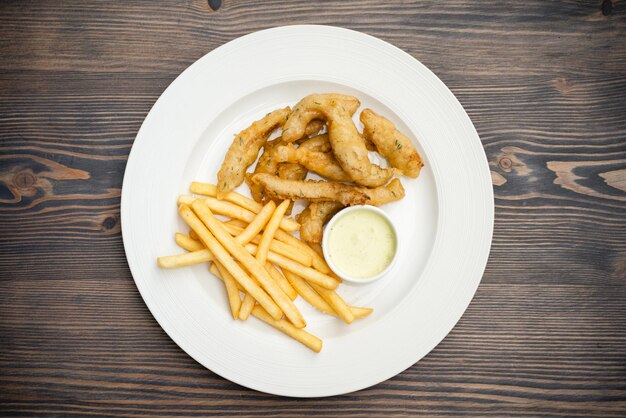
1,0,625,416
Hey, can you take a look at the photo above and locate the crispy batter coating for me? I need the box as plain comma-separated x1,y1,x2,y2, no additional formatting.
275,132,333,212
217,107,290,199
276,132,334,213
296,133,332,152
296,179,405,243
277,160,308,215
277,162,307,180
360,108,423,178
283,94,360,143
249,120,326,203
248,137,282,202
297,201,344,243
250,174,369,206
283,94,395,187
275,144,352,182
359,178,405,206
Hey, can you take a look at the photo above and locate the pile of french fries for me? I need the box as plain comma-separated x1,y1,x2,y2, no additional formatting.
157,182,372,352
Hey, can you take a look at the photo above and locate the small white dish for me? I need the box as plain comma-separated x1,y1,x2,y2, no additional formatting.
322,205,399,284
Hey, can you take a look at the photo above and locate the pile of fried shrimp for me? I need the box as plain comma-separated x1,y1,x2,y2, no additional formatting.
157,93,423,352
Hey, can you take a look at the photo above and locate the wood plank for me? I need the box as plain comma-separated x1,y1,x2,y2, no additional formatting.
0,0,625,415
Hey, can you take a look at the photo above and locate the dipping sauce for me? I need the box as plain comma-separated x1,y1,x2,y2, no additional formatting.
325,209,397,279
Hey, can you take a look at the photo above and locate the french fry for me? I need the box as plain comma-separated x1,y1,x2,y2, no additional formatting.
197,195,299,233
351,306,373,319
238,293,256,320
157,249,213,268
178,194,195,205
223,223,312,267
175,235,298,310
188,229,199,241
271,228,331,274
226,219,248,228
233,201,284,316
178,204,282,320
257,200,290,265
283,270,335,316
260,237,312,267
175,232,204,252
209,262,255,320
266,262,297,301
207,262,242,290
214,261,241,319
190,181,263,213
245,243,339,290
306,246,332,275
236,200,276,245
283,270,372,319
209,262,220,276
306,242,336,276
309,282,354,324
251,305,322,353
190,200,306,328
230,202,279,320
177,231,312,272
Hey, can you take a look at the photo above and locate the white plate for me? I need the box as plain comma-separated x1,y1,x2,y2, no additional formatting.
121,25,493,397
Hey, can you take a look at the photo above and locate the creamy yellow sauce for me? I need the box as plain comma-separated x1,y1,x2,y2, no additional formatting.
327,210,396,278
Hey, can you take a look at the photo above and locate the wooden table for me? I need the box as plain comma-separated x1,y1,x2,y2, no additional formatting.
1,1,625,415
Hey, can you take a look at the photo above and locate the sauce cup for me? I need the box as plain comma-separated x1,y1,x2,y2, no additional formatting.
322,205,398,284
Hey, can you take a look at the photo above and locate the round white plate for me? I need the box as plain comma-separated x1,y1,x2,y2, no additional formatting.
121,25,493,397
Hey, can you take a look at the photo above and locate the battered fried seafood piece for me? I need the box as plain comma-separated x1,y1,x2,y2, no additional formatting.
217,107,290,198
295,133,332,152
283,94,395,187
360,108,424,178
277,162,307,180
274,143,352,182
275,133,333,206
297,179,405,243
277,131,329,183
247,138,281,202
251,174,368,206
282,94,360,143
277,161,308,215
360,178,405,206
297,201,345,243
249,120,325,203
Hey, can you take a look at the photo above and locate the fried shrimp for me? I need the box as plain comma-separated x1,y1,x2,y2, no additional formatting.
297,201,345,243
283,94,395,187
247,137,281,202
359,178,405,206
249,120,326,203
282,94,360,143
360,108,423,178
274,143,352,182
250,174,369,206
295,133,332,152
217,107,290,199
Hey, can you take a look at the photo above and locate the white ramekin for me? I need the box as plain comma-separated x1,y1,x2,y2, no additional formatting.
322,205,399,284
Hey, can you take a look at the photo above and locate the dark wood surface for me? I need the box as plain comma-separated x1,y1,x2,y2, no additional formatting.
1,0,625,416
